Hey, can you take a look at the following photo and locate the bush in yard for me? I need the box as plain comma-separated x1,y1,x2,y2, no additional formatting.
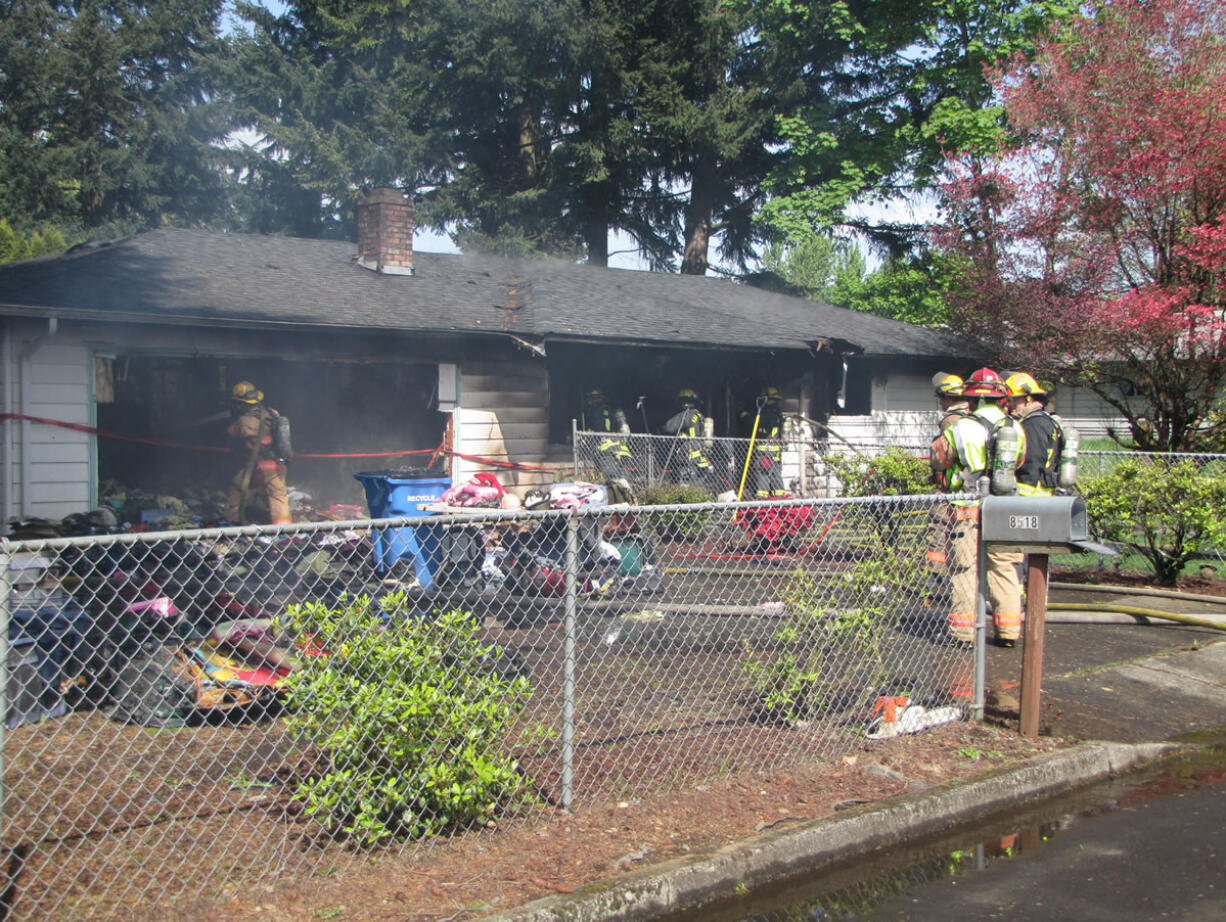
742,548,924,723
824,447,935,497
824,448,935,548
1082,460,1226,587
282,594,534,845
638,483,713,542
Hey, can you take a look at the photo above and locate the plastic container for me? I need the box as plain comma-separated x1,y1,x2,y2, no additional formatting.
354,470,452,586
608,535,645,576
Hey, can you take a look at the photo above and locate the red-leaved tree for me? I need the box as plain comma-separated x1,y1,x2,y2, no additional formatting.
938,0,1226,450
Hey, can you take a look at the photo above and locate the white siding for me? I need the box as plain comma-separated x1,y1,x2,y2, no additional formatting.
852,377,1131,444
10,329,93,520
454,360,565,492
871,373,939,413
826,411,937,450
1,322,14,521
1054,385,1129,440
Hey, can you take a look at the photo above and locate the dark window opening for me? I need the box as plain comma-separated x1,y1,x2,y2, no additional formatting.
96,354,446,518
829,361,873,415
544,343,817,443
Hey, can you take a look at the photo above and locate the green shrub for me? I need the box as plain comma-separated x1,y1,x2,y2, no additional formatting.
742,549,923,722
823,447,935,497
1082,459,1226,586
824,448,935,548
638,483,713,541
282,595,534,845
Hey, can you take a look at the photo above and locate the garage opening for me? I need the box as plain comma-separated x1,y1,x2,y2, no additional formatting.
544,342,818,444
95,354,447,523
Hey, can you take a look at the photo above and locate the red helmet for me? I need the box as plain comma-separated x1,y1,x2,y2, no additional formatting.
962,367,1007,398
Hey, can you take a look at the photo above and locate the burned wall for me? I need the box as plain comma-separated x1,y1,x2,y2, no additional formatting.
97,353,447,521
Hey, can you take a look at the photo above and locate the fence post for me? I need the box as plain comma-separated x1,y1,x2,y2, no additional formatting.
0,539,10,835
797,434,808,496
973,499,987,722
560,511,579,810
572,418,579,479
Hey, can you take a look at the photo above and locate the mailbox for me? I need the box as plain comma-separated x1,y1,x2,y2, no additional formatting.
980,495,1115,555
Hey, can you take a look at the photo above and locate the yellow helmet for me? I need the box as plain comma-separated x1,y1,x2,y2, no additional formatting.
678,387,699,403
761,385,782,401
1005,372,1046,398
231,380,263,404
586,388,605,403
931,372,964,398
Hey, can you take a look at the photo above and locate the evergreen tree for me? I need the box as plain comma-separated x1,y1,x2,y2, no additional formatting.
628,0,783,274
0,0,233,236
227,0,782,271
228,0,578,248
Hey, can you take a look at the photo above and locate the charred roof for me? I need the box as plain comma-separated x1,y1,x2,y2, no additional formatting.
0,227,968,359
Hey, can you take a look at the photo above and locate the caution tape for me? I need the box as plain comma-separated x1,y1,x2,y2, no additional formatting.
0,412,558,473
0,412,231,454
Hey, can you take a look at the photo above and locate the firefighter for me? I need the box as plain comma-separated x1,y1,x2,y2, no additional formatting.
662,387,718,489
222,381,291,525
929,368,1024,645
925,372,966,609
934,372,971,431
1006,372,1063,497
742,385,787,497
929,372,970,488
583,387,633,481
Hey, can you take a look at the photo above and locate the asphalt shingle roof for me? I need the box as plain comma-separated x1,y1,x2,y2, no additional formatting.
0,227,967,358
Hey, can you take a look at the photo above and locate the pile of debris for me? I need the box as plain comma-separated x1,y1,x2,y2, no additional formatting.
98,480,221,530
4,479,368,540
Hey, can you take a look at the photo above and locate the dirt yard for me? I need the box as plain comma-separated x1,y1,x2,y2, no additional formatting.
4,705,1062,922
166,719,1062,922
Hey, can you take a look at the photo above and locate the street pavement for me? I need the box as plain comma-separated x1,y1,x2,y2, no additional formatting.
988,620,1226,742
486,608,1226,922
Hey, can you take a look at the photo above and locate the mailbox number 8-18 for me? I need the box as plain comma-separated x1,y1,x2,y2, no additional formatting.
1009,514,1040,530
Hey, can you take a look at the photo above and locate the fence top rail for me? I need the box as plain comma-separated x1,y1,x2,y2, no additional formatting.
575,428,930,449
1079,450,1226,461
1,493,975,555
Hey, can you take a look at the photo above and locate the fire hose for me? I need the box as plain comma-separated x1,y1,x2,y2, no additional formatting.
1046,602,1226,632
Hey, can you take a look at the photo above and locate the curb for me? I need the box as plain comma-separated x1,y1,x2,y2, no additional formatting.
484,740,1175,922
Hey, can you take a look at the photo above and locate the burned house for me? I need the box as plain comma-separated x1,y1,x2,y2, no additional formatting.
0,189,976,525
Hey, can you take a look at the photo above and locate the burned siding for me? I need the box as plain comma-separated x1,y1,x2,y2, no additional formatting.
455,359,560,491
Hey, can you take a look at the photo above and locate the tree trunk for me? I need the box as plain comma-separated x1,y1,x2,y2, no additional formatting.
583,186,609,266
681,155,716,275
517,104,541,184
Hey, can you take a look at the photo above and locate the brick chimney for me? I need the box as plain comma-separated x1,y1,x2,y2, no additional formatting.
356,187,414,276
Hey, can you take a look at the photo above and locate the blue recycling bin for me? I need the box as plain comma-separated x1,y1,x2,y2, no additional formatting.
354,470,452,587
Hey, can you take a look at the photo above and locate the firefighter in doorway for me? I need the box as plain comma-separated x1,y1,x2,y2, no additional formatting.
223,381,292,525
741,385,787,497
583,388,633,481
662,388,719,489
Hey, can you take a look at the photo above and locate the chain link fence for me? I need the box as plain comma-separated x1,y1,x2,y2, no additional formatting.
1075,449,1226,481
574,429,1226,581
573,427,931,499
1048,450,1226,579
1,493,977,919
